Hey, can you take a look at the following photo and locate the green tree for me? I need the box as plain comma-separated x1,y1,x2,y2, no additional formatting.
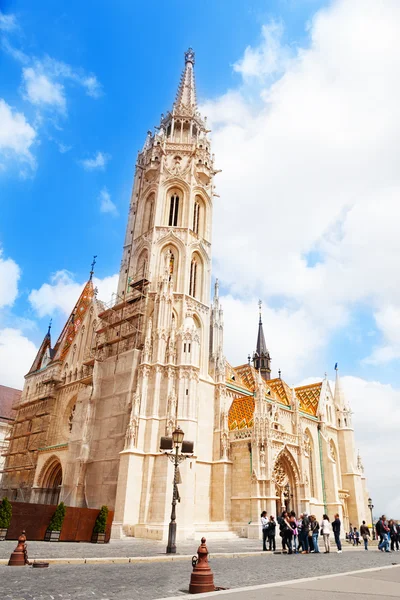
93,505,108,534
47,502,66,531
0,497,12,529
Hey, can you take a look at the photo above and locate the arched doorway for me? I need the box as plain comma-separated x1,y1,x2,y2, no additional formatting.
273,449,299,516
39,458,63,505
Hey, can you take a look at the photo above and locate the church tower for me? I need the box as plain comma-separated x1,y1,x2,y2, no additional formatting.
252,302,271,380
112,48,220,540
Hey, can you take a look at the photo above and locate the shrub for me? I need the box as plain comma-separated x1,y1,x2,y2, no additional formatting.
47,502,66,531
0,497,12,529
93,505,108,534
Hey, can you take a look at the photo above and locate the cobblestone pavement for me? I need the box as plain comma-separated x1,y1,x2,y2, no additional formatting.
0,537,373,560
0,547,397,600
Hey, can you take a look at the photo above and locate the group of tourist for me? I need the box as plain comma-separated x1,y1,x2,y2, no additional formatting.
261,511,400,554
261,511,344,554
374,515,400,553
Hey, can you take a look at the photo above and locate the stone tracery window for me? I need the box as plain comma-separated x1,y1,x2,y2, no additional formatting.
168,193,179,226
193,200,200,234
189,258,197,297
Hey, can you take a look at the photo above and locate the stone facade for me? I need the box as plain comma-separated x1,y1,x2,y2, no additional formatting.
1,49,370,539
0,385,19,488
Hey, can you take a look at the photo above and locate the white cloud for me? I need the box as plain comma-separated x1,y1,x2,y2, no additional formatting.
201,0,400,378
233,21,291,80
364,305,400,365
0,99,36,171
22,67,66,113
0,328,37,389
28,269,118,318
80,151,110,170
99,187,118,216
221,293,343,381
82,75,102,99
0,249,20,308
340,376,400,517
57,142,72,154
0,11,17,31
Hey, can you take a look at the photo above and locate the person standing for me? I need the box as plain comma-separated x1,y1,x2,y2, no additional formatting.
332,513,342,553
378,516,390,553
300,513,310,554
321,514,331,553
289,511,298,553
310,515,320,553
267,515,276,551
353,527,360,546
389,520,399,552
360,521,370,550
261,511,269,551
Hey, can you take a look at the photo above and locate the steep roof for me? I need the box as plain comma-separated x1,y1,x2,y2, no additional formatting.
294,382,322,416
234,364,258,392
0,385,20,422
268,378,291,406
28,328,52,375
228,395,255,430
52,280,95,362
225,362,251,393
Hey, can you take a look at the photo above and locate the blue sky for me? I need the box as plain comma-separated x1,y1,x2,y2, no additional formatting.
2,0,400,513
1,0,328,346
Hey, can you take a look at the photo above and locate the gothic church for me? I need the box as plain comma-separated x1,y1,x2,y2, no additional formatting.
1,49,370,540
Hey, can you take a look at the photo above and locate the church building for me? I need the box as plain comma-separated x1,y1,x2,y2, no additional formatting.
1,49,370,540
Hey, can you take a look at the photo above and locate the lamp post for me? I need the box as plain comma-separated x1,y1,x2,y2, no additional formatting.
160,426,194,554
368,497,375,540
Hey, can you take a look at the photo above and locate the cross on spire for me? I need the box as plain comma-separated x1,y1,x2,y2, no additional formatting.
89,255,97,281
47,318,52,336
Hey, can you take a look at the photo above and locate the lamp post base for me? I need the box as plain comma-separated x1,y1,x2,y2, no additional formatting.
166,521,177,554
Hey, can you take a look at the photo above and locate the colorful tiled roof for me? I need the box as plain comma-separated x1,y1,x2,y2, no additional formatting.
228,395,255,430
53,280,95,362
268,378,291,406
225,362,251,391
294,382,322,416
234,364,258,392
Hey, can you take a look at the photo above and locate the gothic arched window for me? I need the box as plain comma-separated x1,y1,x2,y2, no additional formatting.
143,196,154,233
168,194,179,227
189,258,197,297
193,200,200,235
137,250,149,279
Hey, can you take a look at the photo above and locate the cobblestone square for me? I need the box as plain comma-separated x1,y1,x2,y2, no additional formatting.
0,547,397,600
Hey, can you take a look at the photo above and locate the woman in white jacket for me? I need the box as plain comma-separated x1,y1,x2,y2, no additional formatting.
321,514,331,553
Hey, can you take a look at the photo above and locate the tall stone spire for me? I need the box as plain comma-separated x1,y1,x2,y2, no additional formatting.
253,301,271,380
333,363,346,408
174,48,197,114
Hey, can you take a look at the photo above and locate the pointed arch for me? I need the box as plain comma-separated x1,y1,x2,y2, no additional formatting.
37,455,63,505
273,446,301,514
304,428,316,498
136,248,149,280
142,193,155,234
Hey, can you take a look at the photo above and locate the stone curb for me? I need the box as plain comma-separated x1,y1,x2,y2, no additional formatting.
0,546,365,566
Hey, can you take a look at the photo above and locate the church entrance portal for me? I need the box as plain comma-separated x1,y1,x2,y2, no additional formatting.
273,451,298,517
38,459,63,505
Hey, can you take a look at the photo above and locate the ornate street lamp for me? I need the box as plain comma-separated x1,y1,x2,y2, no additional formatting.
368,497,375,540
160,426,194,554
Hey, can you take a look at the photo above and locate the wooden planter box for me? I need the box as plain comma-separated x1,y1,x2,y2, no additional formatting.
91,532,106,544
44,530,61,542
0,528,8,541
